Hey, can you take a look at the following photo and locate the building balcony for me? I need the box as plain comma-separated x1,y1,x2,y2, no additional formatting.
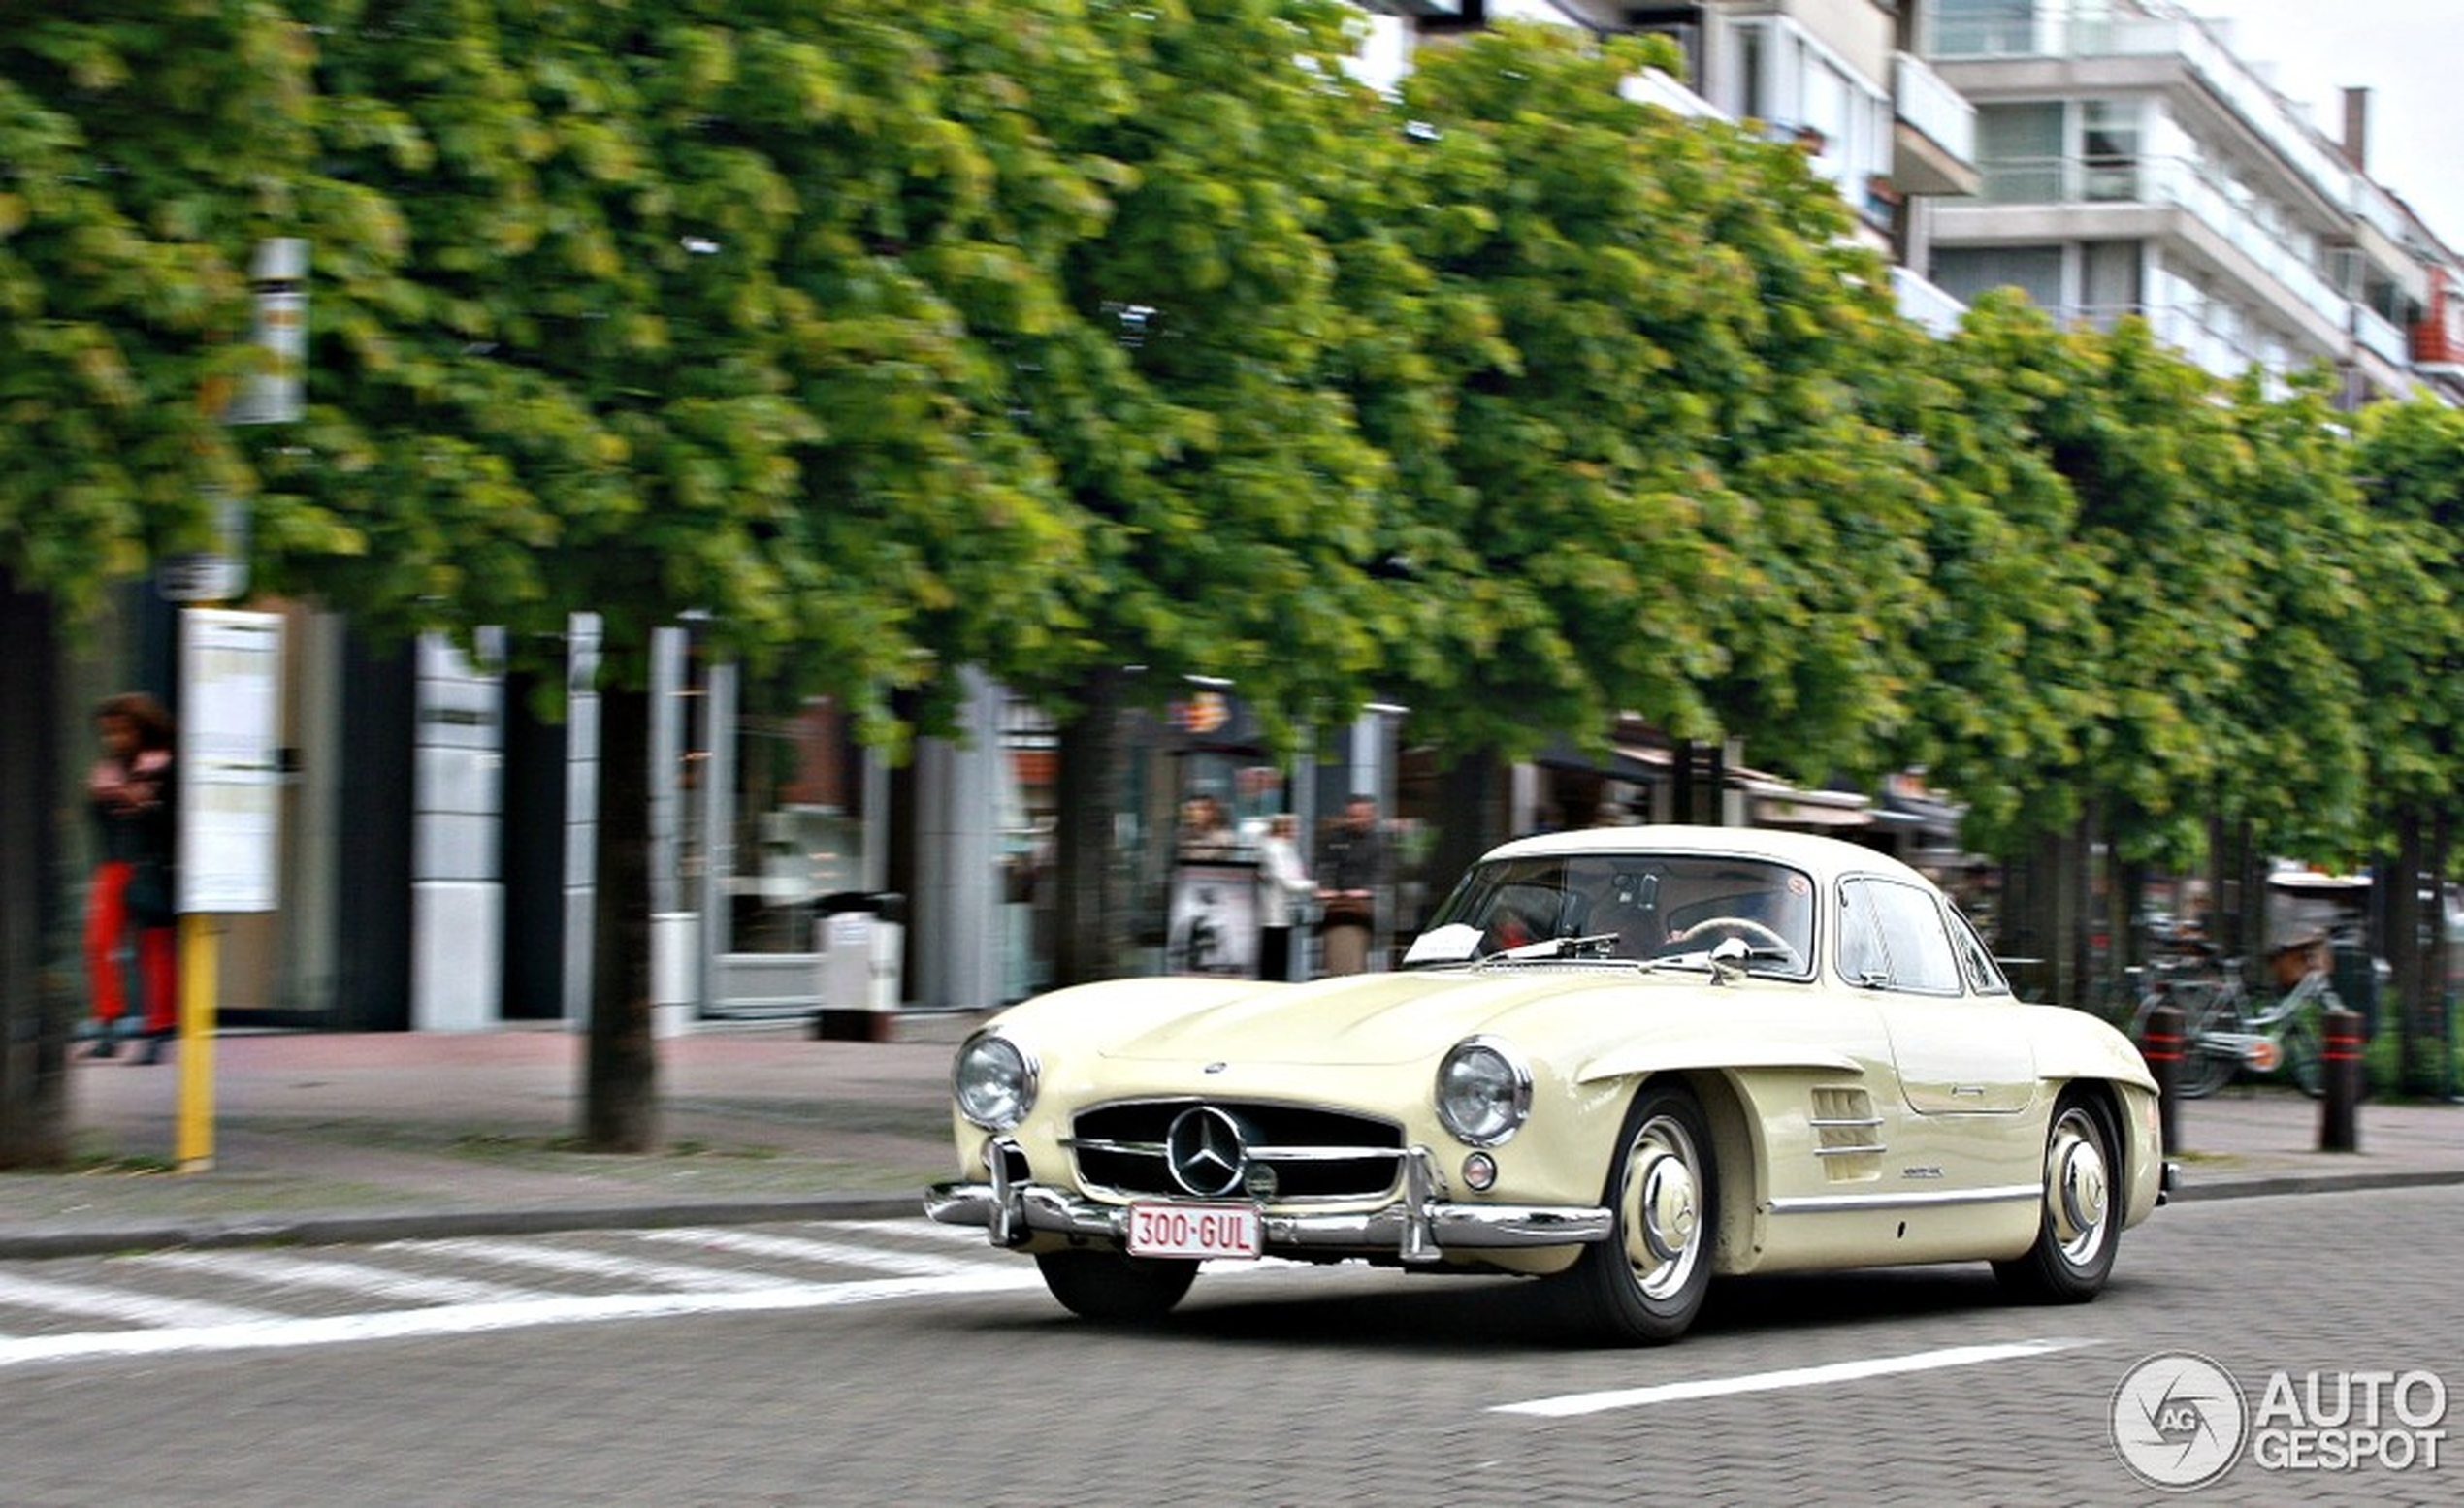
1923,5,2354,221
1955,152,2345,337
1892,51,1979,197
2415,271,2464,367
1892,266,1968,337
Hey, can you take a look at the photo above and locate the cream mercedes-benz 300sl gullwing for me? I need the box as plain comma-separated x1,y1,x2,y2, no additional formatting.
925,825,2171,1344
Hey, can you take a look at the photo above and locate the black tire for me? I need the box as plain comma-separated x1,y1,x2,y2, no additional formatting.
1034,1249,1197,1323
1555,1083,1717,1345
1994,1092,2122,1304
2284,1024,2323,1099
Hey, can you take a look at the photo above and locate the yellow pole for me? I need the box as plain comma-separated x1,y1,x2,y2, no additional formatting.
175,912,217,1172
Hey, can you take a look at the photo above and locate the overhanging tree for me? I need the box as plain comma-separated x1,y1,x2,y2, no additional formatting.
0,3,319,1166
247,1,1103,1146
1350,23,1935,853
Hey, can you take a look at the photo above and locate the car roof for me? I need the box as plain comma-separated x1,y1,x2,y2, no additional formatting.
1477,824,1937,891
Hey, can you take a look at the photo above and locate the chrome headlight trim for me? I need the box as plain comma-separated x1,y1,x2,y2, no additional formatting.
953,1030,1039,1132
1435,1035,1532,1148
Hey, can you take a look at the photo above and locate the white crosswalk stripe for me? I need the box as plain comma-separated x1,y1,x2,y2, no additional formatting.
390,1237,804,1292
0,1221,1043,1369
137,1248,552,1306
635,1227,980,1278
0,1269,282,1329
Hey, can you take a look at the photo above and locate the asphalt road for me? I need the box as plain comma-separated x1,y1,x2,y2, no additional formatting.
2,1187,2456,1506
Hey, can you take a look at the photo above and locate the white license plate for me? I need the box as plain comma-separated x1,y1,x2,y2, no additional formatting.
1125,1201,1262,1260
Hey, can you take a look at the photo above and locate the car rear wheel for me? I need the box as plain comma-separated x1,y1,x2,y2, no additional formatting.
1557,1083,1716,1345
1034,1249,1198,1323
1994,1092,2121,1303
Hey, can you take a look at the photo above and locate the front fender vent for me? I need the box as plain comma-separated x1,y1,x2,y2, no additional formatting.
1811,1086,1883,1183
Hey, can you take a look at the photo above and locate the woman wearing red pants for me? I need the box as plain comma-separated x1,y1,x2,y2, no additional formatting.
84,692,178,1063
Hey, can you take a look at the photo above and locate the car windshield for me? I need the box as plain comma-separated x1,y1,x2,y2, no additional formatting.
1407,852,1817,978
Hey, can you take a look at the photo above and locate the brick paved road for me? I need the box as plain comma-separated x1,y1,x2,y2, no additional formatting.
1,1186,2453,1505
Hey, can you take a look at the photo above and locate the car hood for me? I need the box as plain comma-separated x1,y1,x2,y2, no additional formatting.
1094,966,1666,1069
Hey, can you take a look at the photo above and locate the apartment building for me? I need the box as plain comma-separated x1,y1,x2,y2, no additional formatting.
1915,0,2464,405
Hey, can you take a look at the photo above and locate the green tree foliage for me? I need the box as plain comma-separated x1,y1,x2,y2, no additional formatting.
1357,24,1931,779
1881,292,2107,852
958,0,1398,738
255,0,1090,736
2212,369,2379,861
2352,398,2464,818
0,2,317,610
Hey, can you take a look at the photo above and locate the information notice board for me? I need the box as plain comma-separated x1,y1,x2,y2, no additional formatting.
178,609,283,914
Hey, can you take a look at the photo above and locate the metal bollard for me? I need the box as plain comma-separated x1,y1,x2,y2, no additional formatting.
2140,1003,2183,1157
2318,1007,2363,1153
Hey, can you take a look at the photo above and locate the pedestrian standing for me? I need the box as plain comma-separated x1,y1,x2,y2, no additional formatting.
84,692,178,1063
1314,793,1391,977
1255,813,1314,981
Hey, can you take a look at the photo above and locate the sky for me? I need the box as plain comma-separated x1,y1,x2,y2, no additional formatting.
2188,0,2464,249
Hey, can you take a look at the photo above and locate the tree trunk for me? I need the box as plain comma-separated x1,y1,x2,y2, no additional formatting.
1052,670,1133,988
2393,807,2428,1095
584,682,657,1152
2434,811,2456,1100
0,579,70,1169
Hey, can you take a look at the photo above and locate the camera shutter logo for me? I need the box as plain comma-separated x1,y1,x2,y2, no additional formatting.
2112,1352,2249,1491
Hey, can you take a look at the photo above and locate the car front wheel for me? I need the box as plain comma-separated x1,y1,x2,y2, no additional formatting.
1994,1092,2121,1303
1034,1249,1198,1323
1557,1082,1717,1345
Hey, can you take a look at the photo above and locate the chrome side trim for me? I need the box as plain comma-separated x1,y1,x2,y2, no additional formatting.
1767,1182,2041,1215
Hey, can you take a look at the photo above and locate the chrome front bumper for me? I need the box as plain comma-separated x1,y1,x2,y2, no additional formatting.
924,1140,1610,1264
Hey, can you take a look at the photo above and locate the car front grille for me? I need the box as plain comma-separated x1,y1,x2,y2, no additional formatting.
1068,1099,1407,1202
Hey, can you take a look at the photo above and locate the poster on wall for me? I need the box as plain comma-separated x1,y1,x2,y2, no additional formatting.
1168,863,1257,978
178,608,284,914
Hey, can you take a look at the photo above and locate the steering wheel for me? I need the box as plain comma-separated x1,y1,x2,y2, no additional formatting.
1664,915,1801,970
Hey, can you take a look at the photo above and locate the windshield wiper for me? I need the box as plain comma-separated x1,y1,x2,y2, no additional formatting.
1490,933,1624,963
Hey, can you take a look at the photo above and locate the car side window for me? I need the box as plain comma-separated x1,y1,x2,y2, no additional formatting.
1836,881,1890,986
1947,908,2010,996
1838,877,1962,995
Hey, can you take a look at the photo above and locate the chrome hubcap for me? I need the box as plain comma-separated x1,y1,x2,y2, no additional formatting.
1623,1116,1703,1299
2048,1107,2111,1266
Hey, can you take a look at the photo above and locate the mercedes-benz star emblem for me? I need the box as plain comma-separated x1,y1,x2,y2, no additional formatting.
1164,1106,1248,1198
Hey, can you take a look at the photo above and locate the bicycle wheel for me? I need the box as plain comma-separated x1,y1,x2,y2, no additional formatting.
2176,991,2241,1100
2283,1023,2323,1099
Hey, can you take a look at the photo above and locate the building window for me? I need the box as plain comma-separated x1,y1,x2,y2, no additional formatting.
1931,244,2065,313
1976,103,2064,203
2081,99,2141,202
1931,0,2041,57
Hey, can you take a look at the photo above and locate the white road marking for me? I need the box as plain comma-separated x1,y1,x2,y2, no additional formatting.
1492,1338,2095,1418
389,1237,799,1292
0,1268,1048,1370
842,1218,997,1247
635,1227,980,1278
0,1269,282,1330
137,1249,551,1306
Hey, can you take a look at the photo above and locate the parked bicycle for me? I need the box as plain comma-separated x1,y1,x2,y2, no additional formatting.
2131,936,2345,1100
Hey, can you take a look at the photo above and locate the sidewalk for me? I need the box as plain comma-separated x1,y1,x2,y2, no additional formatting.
2,1022,2458,1260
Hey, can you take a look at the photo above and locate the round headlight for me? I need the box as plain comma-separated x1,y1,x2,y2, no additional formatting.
1435,1036,1532,1147
953,1032,1037,1132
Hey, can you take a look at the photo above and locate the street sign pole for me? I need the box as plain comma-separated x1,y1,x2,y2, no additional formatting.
175,608,285,1172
